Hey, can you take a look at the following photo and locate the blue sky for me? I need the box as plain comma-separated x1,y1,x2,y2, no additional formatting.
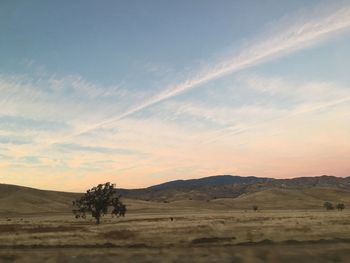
1,0,350,191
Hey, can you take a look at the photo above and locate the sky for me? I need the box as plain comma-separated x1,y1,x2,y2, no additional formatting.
1,0,350,191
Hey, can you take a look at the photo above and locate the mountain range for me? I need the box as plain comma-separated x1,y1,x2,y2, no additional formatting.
117,174,350,201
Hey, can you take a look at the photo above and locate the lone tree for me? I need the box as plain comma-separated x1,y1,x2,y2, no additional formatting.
336,203,345,211
323,201,334,211
73,182,126,224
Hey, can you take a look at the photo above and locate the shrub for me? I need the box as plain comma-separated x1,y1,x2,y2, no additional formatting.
323,201,334,210
336,203,345,211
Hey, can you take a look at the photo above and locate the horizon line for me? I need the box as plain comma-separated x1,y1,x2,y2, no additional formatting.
1,174,348,193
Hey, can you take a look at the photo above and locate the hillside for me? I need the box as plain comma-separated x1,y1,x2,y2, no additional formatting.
1,175,350,214
118,175,350,201
147,175,272,190
0,184,80,215
212,187,350,210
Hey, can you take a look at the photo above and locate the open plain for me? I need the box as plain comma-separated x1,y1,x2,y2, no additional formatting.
0,197,350,262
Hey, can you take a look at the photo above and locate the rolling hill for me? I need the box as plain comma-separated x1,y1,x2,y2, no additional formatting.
1,175,350,214
0,184,80,215
211,187,350,210
118,175,350,201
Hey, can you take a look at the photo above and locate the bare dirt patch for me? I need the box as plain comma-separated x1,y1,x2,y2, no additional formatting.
191,236,236,244
100,229,136,239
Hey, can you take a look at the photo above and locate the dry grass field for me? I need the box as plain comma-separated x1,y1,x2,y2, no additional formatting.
0,202,350,262
1,184,350,262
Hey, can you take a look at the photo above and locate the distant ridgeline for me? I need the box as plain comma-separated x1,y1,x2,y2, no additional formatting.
1,175,350,214
116,175,350,201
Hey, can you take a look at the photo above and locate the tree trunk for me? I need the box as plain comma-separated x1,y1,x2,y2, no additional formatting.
96,216,100,225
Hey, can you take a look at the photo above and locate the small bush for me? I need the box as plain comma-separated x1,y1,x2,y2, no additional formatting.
336,203,345,211
323,201,334,210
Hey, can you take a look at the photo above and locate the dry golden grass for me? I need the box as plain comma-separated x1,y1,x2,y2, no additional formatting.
1,185,350,262
2,184,350,215
0,208,349,262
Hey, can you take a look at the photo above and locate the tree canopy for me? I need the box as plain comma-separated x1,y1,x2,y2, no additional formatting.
73,182,126,224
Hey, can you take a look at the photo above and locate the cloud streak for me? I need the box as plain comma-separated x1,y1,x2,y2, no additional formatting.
203,74,350,144
58,3,350,142
55,143,143,156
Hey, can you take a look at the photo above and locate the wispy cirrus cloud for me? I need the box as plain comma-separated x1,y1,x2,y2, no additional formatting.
202,74,350,144
55,143,144,156
0,115,69,132
59,3,350,141
0,73,131,143
0,135,32,145
3,3,349,148
2,2,350,190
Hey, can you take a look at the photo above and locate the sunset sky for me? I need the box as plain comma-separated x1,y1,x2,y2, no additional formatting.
1,0,350,191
